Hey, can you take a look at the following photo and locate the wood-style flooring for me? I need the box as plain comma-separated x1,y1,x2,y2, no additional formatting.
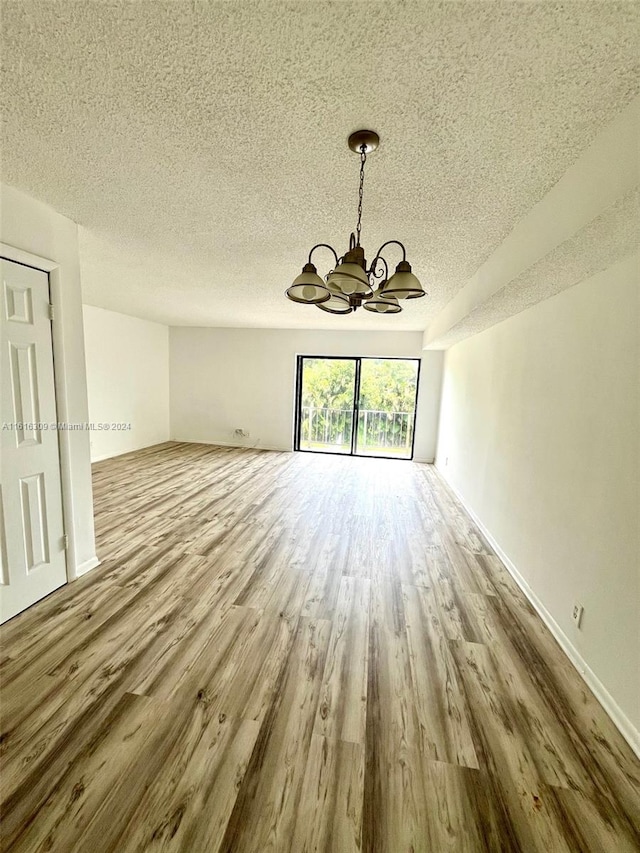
1,442,639,852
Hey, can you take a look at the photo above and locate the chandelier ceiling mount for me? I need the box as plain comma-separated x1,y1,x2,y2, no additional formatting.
347,129,380,154
285,130,426,315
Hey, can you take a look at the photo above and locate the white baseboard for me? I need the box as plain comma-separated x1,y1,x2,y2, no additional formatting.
90,438,175,463
125,438,428,460
173,438,291,453
91,451,119,462
434,463,640,760
74,555,101,578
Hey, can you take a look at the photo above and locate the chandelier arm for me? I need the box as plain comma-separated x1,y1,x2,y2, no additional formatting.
307,243,340,268
369,240,407,272
369,255,389,283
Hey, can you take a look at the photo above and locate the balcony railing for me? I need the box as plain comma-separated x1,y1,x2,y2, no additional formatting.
300,406,414,454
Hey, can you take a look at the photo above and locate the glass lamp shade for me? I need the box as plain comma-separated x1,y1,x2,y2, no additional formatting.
285,263,331,304
316,284,352,314
381,260,426,300
326,261,372,297
363,287,402,314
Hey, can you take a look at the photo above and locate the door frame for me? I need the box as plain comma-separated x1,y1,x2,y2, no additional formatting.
293,355,421,461
1,242,77,582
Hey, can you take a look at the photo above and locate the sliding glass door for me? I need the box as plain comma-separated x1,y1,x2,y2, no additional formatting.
294,356,420,459
296,358,357,454
355,358,419,458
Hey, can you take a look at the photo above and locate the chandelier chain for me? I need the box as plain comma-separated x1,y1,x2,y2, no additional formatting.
356,144,367,247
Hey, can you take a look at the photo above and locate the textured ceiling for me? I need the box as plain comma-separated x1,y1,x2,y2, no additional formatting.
426,190,640,348
2,1,639,330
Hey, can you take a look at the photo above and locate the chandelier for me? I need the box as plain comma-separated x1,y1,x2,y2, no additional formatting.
285,130,426,315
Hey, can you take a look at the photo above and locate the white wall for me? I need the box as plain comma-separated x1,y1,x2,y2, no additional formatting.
83,305,170,461
0,183,98,576
435,253,639,750
170,328,443,462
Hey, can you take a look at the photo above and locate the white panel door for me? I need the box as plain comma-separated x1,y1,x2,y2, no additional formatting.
0,259,67,623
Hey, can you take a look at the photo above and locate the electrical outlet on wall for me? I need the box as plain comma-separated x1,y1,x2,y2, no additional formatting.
572,604,584,628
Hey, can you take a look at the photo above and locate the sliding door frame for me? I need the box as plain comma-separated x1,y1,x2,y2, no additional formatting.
293,355,421,461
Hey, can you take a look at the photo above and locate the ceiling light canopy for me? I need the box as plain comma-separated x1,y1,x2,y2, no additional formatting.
285,130,426,316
